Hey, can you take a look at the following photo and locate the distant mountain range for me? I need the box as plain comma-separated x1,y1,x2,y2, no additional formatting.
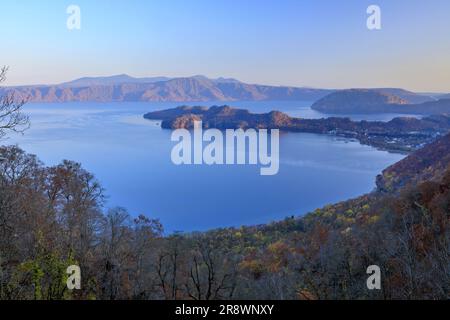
311,89,450,115
2,75,449,115
58,74,173,87
0,75,334,103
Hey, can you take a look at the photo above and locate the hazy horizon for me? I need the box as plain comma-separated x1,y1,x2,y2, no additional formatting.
2,0,450,91
3,73,449,94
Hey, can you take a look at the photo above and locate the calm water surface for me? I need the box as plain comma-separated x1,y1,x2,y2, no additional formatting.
7,101,406,232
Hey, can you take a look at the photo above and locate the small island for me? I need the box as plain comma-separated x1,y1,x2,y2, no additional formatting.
144,105,450,153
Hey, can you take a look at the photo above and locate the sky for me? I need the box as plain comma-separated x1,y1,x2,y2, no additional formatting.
1,0,450,92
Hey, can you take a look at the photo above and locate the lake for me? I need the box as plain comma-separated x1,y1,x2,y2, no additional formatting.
7,101,406,233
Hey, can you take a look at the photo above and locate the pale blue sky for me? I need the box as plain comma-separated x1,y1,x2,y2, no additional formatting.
1,0,450,91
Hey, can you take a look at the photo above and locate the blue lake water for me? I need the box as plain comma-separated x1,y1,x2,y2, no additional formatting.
7,101,406,233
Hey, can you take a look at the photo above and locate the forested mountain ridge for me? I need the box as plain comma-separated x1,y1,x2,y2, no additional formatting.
311,89,449,114
145,105,450,152
0,132,448,300
376,132,450,192
0,68,448,300
205,133,450,299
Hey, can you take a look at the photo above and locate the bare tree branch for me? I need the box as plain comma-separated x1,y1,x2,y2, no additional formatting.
0,66,30,139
